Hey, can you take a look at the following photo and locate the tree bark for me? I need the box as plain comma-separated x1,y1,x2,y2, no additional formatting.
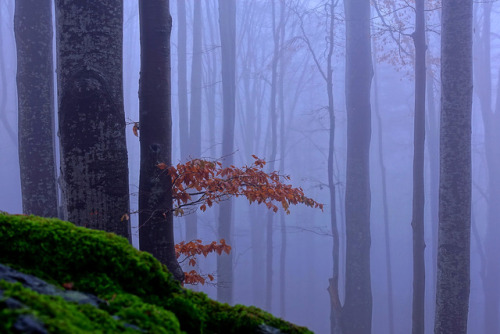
472,4,500,332
411,1,426,333
371,37,395,334
186,0,204,242
434,1,472,333
217,0,236,304
15,0,58,218
138,0,184,281
176,0,189,161
342,0,373,332
55,0,130,239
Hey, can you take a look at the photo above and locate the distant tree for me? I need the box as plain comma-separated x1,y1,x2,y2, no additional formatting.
434,1,472,333
265,0,284,313
217,0,237,304
371,36,395,334
0,1,16,144
55,0,130,238
473,3,500,332
342,0,373,332
186,0,204,241
138,0,184,281
294,1,342,331
176,0,189,161
411,1,426,333
14,0,58,218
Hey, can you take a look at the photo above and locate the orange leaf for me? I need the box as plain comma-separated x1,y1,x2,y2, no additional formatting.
132,122,139,137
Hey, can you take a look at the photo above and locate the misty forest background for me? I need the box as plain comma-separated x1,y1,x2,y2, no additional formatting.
0,0,497,333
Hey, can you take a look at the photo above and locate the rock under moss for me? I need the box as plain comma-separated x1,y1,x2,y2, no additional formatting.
0,213,313,334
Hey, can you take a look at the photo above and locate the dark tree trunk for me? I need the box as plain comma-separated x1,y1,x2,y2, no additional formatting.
341,0,373,332
434,1,472,333
324,3,341,334
15,0,58,218
138,0,184,282
55,0,130,239
217,0,236,304
411,1,426,333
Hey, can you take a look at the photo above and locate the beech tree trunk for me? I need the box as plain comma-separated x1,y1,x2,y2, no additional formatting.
434,1,472,333
372,39,395,334
176,0,189,161
473,4,500,332
0,1,17,144
55,0,130,239
411,0,426,333
186,0,203,242
217,0,236,304
138,0,184,281
15,0,58,218
342,0,373,332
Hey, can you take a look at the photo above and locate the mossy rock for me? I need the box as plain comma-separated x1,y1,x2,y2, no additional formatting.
0,213,312,334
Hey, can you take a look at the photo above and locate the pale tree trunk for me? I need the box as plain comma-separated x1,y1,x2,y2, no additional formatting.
342,0,373,332
473,4,500,332
239,4,265,308
371,38,395,334
55,0,130,239
217,0,236,304
411,0,426,333
176,0,189,160
0,2,17,144
434,1,472,333
265,0,284,312
278,5,286,316
204,0,219,159
138,0,184,282
185,0,203,242
15,0,58,218
425,32,439,332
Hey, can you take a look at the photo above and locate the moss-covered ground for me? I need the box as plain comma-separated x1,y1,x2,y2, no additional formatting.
0,213,312,334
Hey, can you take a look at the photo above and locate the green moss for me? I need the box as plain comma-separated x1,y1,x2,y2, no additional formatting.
0,213,313,334
0,280,137,333
104,293,182,333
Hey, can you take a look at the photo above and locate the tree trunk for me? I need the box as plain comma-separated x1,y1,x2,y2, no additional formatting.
186,0,204,242
434,1,472,332
204,0,219,159
176,0,189,162
342,0,373,332
411,1,426,333
15,0,58,218
217,0,236,304
0,2,17,145
138,0,184,281
324,2,341,333
371,37,395,334
473,4,500,332
55,0,130,239
425,33,439,332
278,2,287,316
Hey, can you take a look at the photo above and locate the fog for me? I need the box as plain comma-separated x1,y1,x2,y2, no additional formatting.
1,1,499,333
